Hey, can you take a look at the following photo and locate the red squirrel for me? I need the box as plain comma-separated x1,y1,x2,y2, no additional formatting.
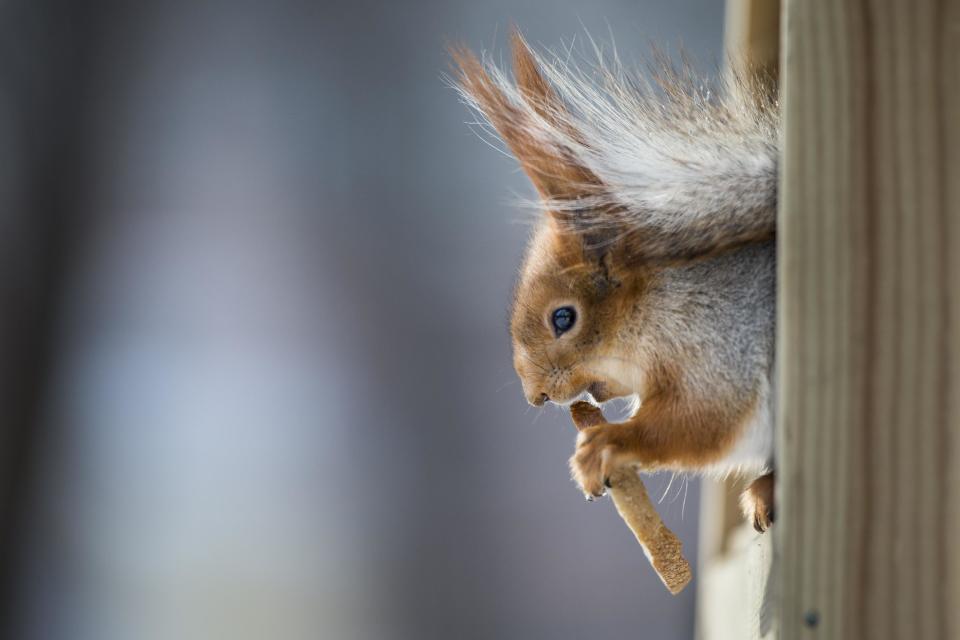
451,32,777,531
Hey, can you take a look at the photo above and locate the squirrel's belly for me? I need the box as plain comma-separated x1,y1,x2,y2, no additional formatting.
702,376,775,479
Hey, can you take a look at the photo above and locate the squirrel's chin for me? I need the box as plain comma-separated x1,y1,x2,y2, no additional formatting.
587,381,611,402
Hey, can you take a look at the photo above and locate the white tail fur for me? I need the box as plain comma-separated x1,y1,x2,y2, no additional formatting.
452,33,780,263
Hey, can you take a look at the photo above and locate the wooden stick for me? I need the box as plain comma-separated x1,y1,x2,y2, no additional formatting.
570,402,693,594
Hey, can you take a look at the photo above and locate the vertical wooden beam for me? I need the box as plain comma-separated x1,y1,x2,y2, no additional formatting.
778,0,960,638
724,0,781,78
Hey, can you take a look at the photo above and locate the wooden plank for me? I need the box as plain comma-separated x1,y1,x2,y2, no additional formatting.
724,0,780,76
778,0,960,638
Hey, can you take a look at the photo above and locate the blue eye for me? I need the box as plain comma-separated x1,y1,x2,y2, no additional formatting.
551,306,576,336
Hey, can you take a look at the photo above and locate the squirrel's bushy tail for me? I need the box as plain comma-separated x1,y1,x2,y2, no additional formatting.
451,32,779,264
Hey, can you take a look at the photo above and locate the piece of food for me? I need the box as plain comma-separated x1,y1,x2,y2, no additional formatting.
570,402,693,595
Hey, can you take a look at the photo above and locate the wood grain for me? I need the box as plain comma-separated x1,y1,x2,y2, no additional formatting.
778,0,960,638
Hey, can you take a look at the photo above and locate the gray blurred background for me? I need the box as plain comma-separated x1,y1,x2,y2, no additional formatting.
0,1,724,638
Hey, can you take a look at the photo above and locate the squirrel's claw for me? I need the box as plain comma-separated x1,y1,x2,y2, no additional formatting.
571,424,619,498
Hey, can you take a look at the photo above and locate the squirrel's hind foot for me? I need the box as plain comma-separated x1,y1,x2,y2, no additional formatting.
741,472,775,533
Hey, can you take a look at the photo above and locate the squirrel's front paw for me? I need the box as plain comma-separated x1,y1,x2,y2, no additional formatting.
570,424,627,499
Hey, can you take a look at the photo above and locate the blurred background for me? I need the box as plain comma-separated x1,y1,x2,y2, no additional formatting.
0,1,724,638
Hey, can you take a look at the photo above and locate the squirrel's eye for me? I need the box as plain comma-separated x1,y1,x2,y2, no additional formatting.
551,306,576,336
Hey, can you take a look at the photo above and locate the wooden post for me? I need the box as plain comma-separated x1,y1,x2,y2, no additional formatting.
724,0,780,78
778,1,960,639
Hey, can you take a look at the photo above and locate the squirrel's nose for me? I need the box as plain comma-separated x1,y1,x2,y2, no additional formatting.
529,392,549,407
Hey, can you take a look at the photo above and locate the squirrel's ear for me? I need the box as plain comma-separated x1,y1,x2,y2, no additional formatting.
450,31,601,203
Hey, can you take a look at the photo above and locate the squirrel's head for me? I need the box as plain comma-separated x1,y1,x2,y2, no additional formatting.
509,221,645,406
452,31,649,406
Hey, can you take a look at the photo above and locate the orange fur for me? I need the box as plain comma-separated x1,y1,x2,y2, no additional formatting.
571,388,762,498
452,30,776,528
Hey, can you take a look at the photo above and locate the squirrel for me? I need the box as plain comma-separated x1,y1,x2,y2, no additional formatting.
451,31,778,532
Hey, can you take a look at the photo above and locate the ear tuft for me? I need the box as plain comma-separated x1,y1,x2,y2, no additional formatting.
510,30,557,122
450,35,600,203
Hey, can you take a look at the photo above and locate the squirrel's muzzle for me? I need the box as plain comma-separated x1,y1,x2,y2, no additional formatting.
528,392,549,407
